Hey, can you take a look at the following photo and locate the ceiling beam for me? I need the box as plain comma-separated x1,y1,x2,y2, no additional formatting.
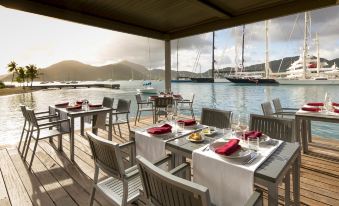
169,0,338,39
196,0,233,17
0,0,167,40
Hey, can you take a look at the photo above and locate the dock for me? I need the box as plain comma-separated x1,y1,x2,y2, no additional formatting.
31,83,120,90
0,116,339,206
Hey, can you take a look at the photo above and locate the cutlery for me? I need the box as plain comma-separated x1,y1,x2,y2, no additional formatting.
242,152,258,165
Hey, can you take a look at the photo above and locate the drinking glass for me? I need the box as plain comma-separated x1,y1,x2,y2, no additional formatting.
177,122,185,132
247,137,259,151
167,104,174,122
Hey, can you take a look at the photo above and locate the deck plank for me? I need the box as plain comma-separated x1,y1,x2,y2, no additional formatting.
0,167,11,206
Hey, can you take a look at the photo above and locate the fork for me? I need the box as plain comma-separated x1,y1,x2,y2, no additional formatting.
242,152,258,165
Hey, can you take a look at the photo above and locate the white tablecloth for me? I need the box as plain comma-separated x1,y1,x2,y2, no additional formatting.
192,139,282,206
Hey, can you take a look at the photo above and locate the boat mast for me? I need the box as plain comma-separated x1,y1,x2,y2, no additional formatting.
241,25,245,73
212,31,215,79
302,12,309,79
316,33,320,75
176,39,179,80
264,20,271,78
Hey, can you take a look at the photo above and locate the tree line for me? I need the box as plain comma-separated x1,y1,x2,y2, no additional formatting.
7,61,40,87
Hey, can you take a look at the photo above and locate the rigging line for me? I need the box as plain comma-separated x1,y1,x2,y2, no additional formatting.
277,13,300,73
148,38,151,70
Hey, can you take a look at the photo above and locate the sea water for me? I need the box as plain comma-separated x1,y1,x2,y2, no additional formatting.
0,80,338,144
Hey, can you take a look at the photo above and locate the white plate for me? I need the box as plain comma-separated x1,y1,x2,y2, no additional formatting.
186,135,205,143
201,128,218,137
184,123,200,130
209,141,252,159
231,131,271,143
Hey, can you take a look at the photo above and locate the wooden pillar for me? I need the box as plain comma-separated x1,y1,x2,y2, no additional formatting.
165,40,171,92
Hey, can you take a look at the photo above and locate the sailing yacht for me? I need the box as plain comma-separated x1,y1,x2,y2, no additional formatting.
226,23,277,84
171,39,192,83
276,12,339,85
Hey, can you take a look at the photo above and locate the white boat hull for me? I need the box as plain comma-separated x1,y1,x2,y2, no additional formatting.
214,78,230,83
137,87,157,94
277,79,339,85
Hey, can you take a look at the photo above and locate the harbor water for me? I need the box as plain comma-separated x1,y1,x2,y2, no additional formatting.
1,80,338,145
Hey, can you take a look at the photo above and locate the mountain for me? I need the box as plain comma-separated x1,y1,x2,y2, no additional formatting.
1,56,338,81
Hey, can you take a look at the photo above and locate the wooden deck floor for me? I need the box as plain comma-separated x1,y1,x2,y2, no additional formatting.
0,116,339,206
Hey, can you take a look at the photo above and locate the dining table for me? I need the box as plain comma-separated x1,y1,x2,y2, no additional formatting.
49,104,113,161
295,106,339,153
132,122,301,206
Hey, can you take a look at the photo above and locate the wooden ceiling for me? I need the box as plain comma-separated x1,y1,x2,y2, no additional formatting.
0,0,338,40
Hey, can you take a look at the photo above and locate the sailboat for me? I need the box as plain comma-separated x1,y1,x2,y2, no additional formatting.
171,39,192,83
226,24,277,84
276,12,339,85
190,32,215,83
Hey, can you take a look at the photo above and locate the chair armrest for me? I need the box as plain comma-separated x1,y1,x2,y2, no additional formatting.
36,114,59,120
139,102,153,105
35,110,50,115
282,107,299,111
124,165,139,180
112,111,130,115
273,111,295,115
38,119,69,127
168,162,190,176
244,190,263,206
119,141,135,149
153,154,172,167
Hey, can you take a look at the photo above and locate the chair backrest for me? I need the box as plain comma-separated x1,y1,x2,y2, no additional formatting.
135,94,143,103
116,99,131,113
272,98,282,113
136,156,211,206
25,109,38,127
249,114,295,142
102,97,114,108
20,105,29,121
190,93,195,102
261,102,274,116
200,108,232,129
154,97,173,108
86,132,125,178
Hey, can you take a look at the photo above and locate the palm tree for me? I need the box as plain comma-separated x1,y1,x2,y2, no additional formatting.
7,61,17,83
16,67,27,88
25,64,39,87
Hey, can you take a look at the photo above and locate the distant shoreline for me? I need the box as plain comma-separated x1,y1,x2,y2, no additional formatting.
0,87,41,96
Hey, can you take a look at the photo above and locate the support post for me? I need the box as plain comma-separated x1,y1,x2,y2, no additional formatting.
165,40,171,92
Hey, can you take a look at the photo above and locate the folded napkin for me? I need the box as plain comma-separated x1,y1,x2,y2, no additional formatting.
334,109,339,113
173,94,182,99
147,124,172,135
243,131,262,140
307,102,324,107
76,100,83,105
55,102,69,107
177,119,196,126
302,107,321,112
215,139,241,156
332,102,339,107
89,104,102,108
66,104,82,111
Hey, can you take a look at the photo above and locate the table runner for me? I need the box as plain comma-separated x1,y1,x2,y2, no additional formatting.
192,139,282,206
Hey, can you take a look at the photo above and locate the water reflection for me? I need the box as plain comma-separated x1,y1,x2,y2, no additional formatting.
0,81,338,145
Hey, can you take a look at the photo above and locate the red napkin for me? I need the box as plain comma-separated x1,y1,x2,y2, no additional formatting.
332,102,339,107
147,124,172,134
173,94,182,99
243,131,262,140
334,109,339,113
215,139,241,156
177,119,196,126
302,107,321,112
66,104,82,111
149,95,158,100
89,104,102,108
55,102,69,107
76,100,83,104
307,102,324,107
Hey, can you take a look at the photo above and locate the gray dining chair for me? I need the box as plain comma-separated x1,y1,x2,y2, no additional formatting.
154,97,173,123
109,99,131,138
24,109,71,170
249,114,295,142
87,131,141,206
272,98,298,117
200,108,232,129
177,93,195,118
102,97,114,108
135,94,154,125
137,156,263,206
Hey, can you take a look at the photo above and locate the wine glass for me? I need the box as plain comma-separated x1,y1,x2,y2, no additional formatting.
166,104,174,123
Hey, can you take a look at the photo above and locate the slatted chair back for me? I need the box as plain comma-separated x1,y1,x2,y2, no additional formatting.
249,114,295,142
272,98,283,113
87,132,125,178
136,156,212,206
201,108,232,129
135,94,143,103
116,99,131,113
102,97,114,108
25,109,39,127
154,97,173,108
261,102,274,116
190,93,195,102
20,105,29,121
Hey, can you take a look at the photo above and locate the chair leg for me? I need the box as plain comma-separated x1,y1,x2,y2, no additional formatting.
89,165,99,206
113,125,117,134
134,109,139,125
191,108,195,119
58,135,63,151
138,111,142,122
117,124,122,138
127,122,131,133
21,124,31,157
29,137,39,170
24,130,33,160
18,121,27,152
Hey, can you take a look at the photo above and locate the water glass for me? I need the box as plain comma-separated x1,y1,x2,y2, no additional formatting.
247,138,259,151
177,122,185,132
167,104,174,122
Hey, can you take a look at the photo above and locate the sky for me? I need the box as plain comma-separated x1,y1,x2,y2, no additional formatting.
0,5,338,75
